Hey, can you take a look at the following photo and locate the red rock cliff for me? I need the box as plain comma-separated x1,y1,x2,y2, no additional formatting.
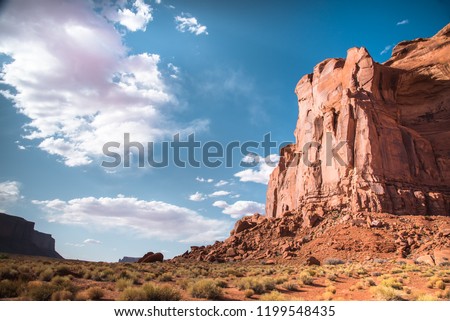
266,24,450,218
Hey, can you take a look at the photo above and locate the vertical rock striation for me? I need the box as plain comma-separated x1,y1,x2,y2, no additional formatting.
267,23,450,218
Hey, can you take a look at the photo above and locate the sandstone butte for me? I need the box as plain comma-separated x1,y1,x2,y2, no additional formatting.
175,23,450,264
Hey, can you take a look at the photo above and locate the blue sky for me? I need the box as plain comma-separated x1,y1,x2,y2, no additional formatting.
0,0,448,262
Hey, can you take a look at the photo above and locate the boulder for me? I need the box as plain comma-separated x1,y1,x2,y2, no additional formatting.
138,252,164,263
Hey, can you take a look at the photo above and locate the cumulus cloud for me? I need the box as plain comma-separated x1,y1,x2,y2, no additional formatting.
212,200,264,219
189,192,206,202
114,0,153,32
33,196,230,243
175,13,208,35
234,154,279,184
209,190,230,197
0,181,22,209
396,19,409,26
0,0,205,167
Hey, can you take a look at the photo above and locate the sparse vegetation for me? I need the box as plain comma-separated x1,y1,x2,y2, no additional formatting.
189,279,222,300
259,291,285,301
324,258,345,265
0,255,449,301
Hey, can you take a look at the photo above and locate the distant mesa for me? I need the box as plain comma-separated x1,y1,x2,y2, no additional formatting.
118,256,140,263
0,212,63,259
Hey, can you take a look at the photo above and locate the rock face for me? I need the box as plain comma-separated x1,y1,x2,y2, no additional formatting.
266,23,450,218
174,24,450,264
0,212,62,258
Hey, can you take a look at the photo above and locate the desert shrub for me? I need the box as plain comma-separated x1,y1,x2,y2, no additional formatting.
51,290,73,301
116,278,134,291
0,280,22,298
143,283,181,301
259,291,285,301
274,276,288,285
120,287,147,301
371,285,403,301
244,289,254,298
215,279,228,288
428,276,446,290
283,282,299,291
299,272,314,285
27,281,56,301
158,273,173,282
324,258,345,265
189,279,222,300
326,273,338,281
0,267,19,280
437,288,450,299
0,254,9,260
236,277,274,294
380,278,403,290
414,293,437,301
51,276,76,293
86,286,104,300
55,265,72,277
39,268,54,281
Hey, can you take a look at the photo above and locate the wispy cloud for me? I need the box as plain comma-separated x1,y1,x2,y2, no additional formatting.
396,19,409,26
209,190,231,197
215,180,229,187
33,195,231,243
0,0,206,167
83,238,102,245
234,154,279,184
212,200,264,219
196,177,214,183
175,13,208,35
380,44,393,55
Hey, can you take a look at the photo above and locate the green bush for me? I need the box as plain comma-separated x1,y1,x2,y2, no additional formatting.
189,279,222,300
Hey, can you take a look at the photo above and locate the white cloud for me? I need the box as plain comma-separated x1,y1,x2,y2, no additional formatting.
212,200,264,219
215,180,228,187
167,63,179,79
396,19,409,26
0,181,21,209
230,194,240,199
175,13,208,36
83,238,102,245
189,192,206,202
33,195,230,243
234,154,279,185
380,45,392,55
155,0,162,4
0,0,206,167
196,177,213,183
106,0,153,32
209,190,230,197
